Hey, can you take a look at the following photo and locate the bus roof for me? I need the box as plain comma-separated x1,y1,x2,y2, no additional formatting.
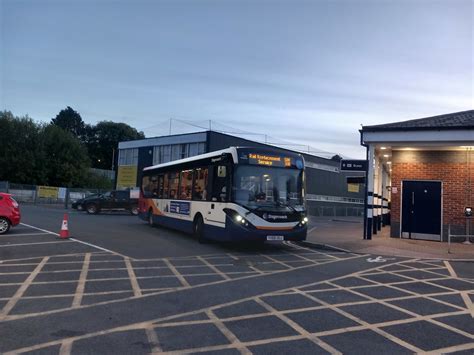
143,147,239,171
143,146,304,172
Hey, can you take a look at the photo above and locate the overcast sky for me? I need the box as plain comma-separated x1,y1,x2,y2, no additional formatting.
1,0,472,158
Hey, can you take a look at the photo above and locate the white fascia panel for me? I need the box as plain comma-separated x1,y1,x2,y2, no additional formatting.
362,130,474,145
118,132,208,149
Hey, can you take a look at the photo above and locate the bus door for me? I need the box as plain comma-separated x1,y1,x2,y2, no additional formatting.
206,165,228,228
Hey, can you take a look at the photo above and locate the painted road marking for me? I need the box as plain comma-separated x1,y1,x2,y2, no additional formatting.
0,232,51,237
19,222,127,257
367,256,396,263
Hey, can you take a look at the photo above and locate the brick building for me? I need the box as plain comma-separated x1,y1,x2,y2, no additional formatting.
360,110,474,241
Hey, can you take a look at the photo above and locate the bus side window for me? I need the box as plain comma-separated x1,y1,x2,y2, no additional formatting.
211,165,228,202
179,169,193,200
157,175,164,198
193,167,208,201
169,172,179,199
163,174,169,199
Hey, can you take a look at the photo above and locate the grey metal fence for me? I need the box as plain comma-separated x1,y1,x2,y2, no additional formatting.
0,181,109,208
308,205,365,217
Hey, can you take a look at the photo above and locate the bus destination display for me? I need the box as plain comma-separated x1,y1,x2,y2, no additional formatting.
248,153,292,167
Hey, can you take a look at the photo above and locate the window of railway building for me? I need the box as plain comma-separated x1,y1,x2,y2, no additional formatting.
171,145,181,161
152,146,160,165
118,148,138,166
198,142,206,154
180,144,188,159
193,168,208,201
179,170,193,200
168,172,179,199
162,145,171,163
189,143,199,157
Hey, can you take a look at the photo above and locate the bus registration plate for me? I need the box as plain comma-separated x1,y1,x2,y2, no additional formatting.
267,235,284,241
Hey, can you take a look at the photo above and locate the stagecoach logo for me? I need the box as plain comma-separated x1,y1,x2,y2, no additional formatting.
263,213,288,220
211,157,222,162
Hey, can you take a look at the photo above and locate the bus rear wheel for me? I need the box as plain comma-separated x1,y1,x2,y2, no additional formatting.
193,215,206,243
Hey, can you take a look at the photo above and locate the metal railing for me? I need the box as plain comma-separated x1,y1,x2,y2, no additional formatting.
0,181,109,208
448,218,474,253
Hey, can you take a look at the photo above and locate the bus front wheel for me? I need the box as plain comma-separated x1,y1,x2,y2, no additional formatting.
194,215,206,243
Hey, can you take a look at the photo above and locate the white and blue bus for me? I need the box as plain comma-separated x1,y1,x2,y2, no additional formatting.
138,147,307,243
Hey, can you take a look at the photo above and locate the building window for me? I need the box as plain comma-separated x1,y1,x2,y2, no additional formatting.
198,142,206,155
152,146,160,165
146,141,207,166
170,145,180,161
162,145,171,163
181,144,188,159
189,143,198,157
118,148,138,166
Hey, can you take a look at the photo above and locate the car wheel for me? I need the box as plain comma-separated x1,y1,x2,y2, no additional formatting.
86,204,98,214
194,215,207,243
77,204,83,211
148,210,154,226
130,206,139,216
0,217,11,235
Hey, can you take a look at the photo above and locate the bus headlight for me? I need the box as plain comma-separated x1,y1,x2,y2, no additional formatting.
224,208,251,227
236,215,249,226
299,216,308,227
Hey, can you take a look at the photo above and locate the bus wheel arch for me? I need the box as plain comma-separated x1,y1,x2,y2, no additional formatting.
193,213,206,243
148,208,154,226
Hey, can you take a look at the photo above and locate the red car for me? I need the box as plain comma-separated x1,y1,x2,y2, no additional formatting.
0,193,20,234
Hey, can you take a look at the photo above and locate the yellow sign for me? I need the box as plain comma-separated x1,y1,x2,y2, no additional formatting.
348,183,360,193
117,165,138,189
38,186,59,198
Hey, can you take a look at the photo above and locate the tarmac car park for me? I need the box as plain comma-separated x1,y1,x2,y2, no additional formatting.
0,204,472,354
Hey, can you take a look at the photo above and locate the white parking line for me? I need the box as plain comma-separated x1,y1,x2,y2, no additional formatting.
0,241,70,247
19,222,121,255
1,233,51,237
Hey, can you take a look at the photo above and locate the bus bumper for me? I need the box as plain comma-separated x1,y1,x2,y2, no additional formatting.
208,216,307,242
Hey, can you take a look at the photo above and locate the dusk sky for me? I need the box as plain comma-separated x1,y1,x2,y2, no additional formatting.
1,0,472,158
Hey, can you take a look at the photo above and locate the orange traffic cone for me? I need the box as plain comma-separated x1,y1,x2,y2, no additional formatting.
59,213,70,239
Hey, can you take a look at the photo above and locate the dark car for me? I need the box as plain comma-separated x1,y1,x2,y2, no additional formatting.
82,190,139,215
0,193,21,234
72,193,101,211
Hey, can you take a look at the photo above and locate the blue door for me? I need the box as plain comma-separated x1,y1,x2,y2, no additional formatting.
401,180,442,241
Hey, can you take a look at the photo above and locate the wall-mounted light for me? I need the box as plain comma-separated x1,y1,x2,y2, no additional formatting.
383,154,389,158
387,161,392,165
381,147,387,150
465,207,472,217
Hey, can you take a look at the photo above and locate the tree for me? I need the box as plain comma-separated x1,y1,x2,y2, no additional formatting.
41,124,90,187
87,121,145,169
0,111,47,184
51,106,86,139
